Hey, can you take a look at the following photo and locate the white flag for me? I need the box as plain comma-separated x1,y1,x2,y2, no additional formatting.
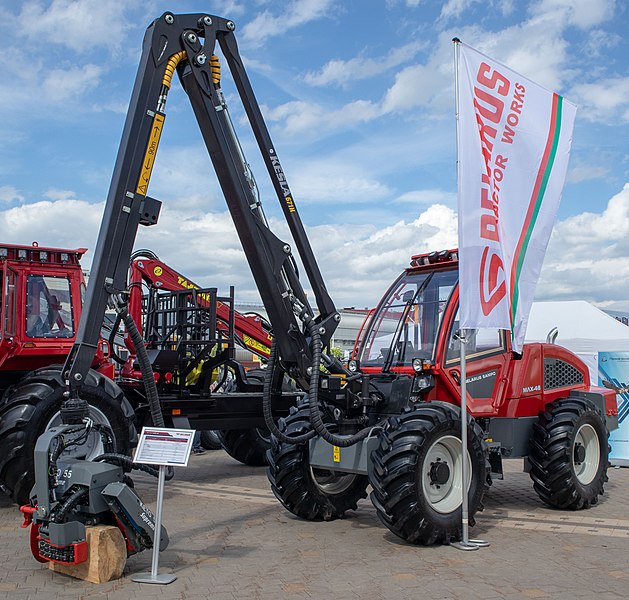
456,42,577,353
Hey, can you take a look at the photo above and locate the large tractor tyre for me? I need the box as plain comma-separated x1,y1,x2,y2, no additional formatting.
529,397,610,510
220,428,272,466
0,366,136,506
200,430,223,450
369,403,489,545
266,405,369,520
217,368,298,466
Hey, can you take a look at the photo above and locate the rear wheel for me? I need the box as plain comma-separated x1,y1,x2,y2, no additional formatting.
369,403,489,545
199,430,222,450
220,427,271,466
529,397,609,509
0,366,135,506
267,405,368,520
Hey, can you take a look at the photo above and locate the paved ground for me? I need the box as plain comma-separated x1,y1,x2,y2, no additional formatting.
1,452,629,600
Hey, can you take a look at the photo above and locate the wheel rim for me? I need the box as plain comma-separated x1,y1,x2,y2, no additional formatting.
310,467,357,495
573,423,600,485
421,434,470,514
45,406,112,461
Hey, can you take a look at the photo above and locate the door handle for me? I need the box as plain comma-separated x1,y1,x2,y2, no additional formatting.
451,370,460,384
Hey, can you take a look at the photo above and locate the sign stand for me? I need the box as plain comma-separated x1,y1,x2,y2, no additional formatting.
132,465,176,584
451,329,490,552
131,427,195,584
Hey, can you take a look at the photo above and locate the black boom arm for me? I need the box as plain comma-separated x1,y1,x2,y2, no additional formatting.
63,12,339,394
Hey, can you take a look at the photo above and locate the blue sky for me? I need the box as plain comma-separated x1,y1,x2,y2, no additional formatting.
1,0,628,311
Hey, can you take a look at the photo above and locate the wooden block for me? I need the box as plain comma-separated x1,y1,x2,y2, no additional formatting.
48,525,126,583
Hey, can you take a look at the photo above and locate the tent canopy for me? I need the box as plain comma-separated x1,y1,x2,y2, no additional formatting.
525,301,629,354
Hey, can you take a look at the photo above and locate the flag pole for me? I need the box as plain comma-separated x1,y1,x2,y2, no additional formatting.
451,38,489,552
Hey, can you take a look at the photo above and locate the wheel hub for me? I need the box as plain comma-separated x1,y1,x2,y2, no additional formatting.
429,460,450,486
574,442,586,464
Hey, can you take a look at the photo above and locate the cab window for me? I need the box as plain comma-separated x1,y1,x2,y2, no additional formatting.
26,275,74,338
4,268,17,337
445,307,506,363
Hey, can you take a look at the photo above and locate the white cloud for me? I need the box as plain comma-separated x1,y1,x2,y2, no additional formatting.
539,183,629,305
395,188,456,205
303,42,424,88
440,0,477,20
42,64,103,103
0,198,104,253
263,99,380,137
570,77,629,124
0,186,24,203
566,164,609,184
241,0,336,47
14,0,131,53
530,0,615,30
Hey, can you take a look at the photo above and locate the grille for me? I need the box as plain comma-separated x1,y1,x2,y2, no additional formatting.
544,358,584,390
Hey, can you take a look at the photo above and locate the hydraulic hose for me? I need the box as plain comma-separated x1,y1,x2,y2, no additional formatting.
263,312,381,448
303,318,380,448
51,486,89,523
108,312,126,366
116,299,174,480
262,337,316,444
93,452,174,480
119,304,164,429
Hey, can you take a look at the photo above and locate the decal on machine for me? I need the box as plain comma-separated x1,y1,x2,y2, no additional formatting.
464,369,497,398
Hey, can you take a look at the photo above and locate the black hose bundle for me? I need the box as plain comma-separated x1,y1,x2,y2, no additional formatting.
262,339,316,444
51,486,89,523
303,318,379,448
262,311,380,447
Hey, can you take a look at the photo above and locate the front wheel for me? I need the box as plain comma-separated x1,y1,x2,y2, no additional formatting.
0,366,135,506
266,405,368,520
369,403,489,545
529,397,610,509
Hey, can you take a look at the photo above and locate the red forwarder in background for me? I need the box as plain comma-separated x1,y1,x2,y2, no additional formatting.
0,242,293,505
0,243,112,384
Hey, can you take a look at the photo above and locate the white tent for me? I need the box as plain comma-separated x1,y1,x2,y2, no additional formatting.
526,300,629,354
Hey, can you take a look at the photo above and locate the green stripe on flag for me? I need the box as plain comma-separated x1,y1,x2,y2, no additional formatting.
510,95,563,328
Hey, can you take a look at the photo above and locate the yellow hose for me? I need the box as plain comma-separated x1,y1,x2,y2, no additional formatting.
162,51,187,89
210,54,221,85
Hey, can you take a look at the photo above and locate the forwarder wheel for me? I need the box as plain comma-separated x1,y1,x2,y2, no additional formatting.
369,403,489,545
0,366,135,506
200,430,223,450
266,405,369,520
529,397,609,509
219,428,272,465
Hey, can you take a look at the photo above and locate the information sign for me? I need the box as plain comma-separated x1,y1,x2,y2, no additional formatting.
134,427,195,467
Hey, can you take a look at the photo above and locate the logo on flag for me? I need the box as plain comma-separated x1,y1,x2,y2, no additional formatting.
456,41,577,353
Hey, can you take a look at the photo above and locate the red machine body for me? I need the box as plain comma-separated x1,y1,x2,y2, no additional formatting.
0,242,111,392
353,249,617,425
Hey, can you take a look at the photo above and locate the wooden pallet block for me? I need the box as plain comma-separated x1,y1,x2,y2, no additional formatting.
48,525,126,583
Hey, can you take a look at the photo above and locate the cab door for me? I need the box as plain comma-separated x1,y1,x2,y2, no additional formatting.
439,288,510,417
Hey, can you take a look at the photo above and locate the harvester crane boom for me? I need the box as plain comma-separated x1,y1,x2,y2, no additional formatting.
63,12,339,396
127,253,273,359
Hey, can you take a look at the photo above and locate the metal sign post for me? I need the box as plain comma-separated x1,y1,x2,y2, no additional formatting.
451,329,489,551
131,427,195,584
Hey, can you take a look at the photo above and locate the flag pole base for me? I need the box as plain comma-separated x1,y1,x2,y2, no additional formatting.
450,539,490,551
132,572,177,585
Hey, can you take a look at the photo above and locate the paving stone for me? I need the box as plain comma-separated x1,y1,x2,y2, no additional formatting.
2,453,629,599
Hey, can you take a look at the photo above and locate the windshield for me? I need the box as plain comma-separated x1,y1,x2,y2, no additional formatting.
358,268,457,368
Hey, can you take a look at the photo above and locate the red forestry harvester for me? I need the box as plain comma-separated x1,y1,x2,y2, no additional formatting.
0,242,295,507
